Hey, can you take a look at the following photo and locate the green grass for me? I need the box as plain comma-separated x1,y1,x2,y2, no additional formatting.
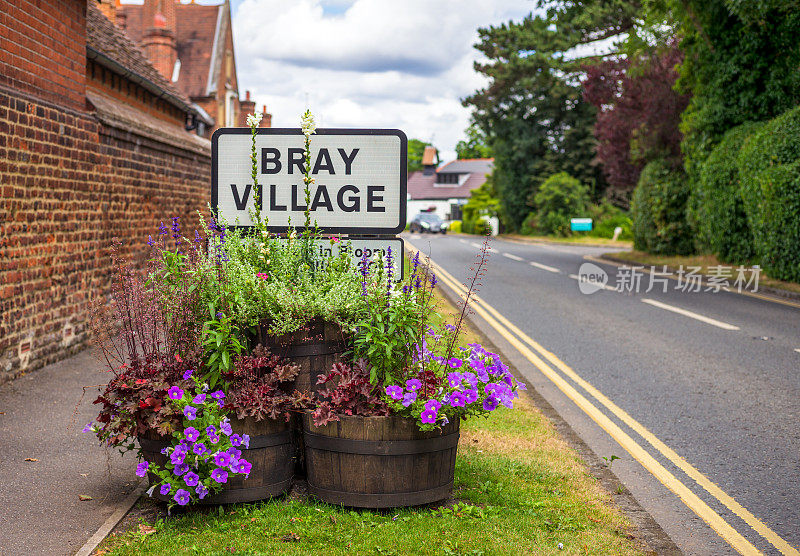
502,234,633,248
96,257,644,556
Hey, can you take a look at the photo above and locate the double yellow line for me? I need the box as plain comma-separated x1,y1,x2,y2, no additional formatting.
407,244,798,556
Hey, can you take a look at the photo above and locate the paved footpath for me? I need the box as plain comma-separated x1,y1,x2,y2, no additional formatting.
0,349,138,555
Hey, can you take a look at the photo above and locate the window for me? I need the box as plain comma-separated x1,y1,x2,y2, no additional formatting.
225,90,237,127
435,173,460,185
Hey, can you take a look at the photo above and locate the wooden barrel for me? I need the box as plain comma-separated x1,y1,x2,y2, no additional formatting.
138,417,293,504
302,413,459,508
255,319,348,395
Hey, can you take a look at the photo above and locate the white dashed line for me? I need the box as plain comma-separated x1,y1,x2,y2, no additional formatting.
470,242,482,248
568,274,616,292
641,299,740,331
502,253,524,261
529,261,560,273
459,239,468,244
794,348,800,354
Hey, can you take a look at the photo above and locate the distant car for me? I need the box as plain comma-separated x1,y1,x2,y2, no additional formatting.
410,213,448,234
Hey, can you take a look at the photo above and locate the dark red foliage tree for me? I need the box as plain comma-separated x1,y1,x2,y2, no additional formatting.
582,44,689,207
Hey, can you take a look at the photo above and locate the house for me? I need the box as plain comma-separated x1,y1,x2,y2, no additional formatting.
406,146,494,222
0,0,220,382
116,0,271,133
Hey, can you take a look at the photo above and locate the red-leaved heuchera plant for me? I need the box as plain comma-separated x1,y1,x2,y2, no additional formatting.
312,359,389,426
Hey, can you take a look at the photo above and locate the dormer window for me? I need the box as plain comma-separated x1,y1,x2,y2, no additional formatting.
435,172,463,186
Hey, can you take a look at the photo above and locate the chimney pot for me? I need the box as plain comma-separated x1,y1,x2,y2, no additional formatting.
245,90,251,101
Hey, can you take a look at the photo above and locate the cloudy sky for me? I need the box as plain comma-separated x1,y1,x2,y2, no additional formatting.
227,0,536,161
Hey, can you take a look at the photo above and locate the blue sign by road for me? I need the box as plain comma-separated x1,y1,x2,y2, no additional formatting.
570,218,592,232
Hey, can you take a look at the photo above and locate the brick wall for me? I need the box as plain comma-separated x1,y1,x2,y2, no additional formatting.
0,84,211,384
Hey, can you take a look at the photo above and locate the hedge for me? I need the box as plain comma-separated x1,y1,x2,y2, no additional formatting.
693,122,763,263
738,106,800,282
532,172,589,237
631,159,693,255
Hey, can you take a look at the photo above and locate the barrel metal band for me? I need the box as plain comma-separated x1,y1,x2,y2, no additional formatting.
139,430,291,452
303,432,459,455
151,478,292,505
307,482,453,508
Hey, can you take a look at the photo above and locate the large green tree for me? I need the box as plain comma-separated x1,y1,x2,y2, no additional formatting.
464,1,640,230
455,124,493,159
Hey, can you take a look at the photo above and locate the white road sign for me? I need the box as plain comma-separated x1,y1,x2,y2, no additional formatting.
212,128,407,234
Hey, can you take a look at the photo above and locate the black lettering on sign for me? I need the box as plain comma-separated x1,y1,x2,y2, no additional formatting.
313,148,335,174
338,148,359,175
261,148,281,174
311,185,334,211
230,183,252,211
269,184,287,211
338,185,360,212
288,148,304,175
367,186,385,212
291,184,308,211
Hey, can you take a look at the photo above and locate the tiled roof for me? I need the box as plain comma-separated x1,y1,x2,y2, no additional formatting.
118,3,222,99
407,158,494,200
86,3,194,111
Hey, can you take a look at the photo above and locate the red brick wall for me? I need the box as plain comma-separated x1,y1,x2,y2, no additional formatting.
0,83,211,384
0,0,87,112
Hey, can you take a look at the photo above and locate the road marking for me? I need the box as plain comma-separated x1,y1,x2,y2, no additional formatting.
641,298,740,331
794,349,800,354
502,252,524,262
568,273,617,292
459,239,468,244
529,261,560,273
407,243,797,556
470,242,482,249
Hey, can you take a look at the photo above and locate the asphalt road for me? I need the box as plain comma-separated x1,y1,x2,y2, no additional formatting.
405,232,800,556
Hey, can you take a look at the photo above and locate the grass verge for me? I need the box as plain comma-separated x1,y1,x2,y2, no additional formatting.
95,259,644,556
502,234,633,248
603,250,800,295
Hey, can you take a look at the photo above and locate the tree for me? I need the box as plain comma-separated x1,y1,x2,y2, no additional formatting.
464,1,639,230
532,172,590,236
407,139,436,174
455,124,493,159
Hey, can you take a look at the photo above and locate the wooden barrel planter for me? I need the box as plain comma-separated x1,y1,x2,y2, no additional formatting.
302,413,459,508
255,319,348,395
138,417,293,504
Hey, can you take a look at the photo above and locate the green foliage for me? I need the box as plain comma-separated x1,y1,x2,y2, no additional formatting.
462,177,500,235
737,107,800,281
455,123,493,159
691,122,762,263
631,160,693,255
407,138,436,174
588,202,633,240
532,172,590,237
200,303,245,389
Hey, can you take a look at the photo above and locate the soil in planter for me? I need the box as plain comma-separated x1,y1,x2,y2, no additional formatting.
302,413,459,509
138,416,294,504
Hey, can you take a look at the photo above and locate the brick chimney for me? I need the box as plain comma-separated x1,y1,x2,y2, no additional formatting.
97,0,119,21
238,90,256,126
422,145,438,175
141,0,177,81
260,105,272,128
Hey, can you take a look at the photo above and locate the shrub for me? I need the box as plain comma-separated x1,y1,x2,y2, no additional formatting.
462,218,491,235
533,172,590,237
631,160,693,255
692,122,763,263
738,106,800,281
588,201,633,240
448,220,462,234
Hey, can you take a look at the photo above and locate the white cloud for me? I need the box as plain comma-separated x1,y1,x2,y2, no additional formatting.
233,0,534,161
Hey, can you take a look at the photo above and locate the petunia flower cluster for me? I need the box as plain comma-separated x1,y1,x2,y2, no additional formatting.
137,371,251,508
383,342,526,431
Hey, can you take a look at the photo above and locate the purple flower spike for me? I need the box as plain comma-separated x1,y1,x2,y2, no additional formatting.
173,488,191,506
184,427,200,442
182,369,194,381
167,386,184,400
482,396,499,411
402,391,417,407
420,409,437,424
160,483,171,496
183,406,197,420
449,391,466,408
211,468,228,484
147,235,155,247
385,385,403,400
184,472,200,487
159,221,168,236
405,379,422,392
135,461,149,477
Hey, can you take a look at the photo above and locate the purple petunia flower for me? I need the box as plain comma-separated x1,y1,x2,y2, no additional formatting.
184,472,200,487
219,419,233,436
449,391,466,408
82,422,94,433
173,462,189,476
182,369,194,381
402,391,417,407
447,372,462,388
420,409,437,424
183,406,197,420
448,357,463,369
135,461,149,477
424,399,442,412
241,434,250,449
234,459,252,476
192,393,206,404
517,381,527,391
192,442,207,456
160,483,171,496
211,468,228,484
463,388,479,404
230,434,242,447
385,385,403,400
462,372,478,388
173,488,191,506
170,449,186,465
444,323,456,331
483,396,499,411
205,425,216,436
167,386,184,400
227,447,242,460
213,452,231,468
183,427,200,442
208,433,219,444
405,379,422,392
210,390,225,401
484,383,500,396
195,483,209,500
